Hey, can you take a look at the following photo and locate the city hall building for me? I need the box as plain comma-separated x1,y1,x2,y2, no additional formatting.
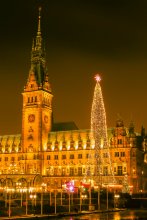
0,9,147,194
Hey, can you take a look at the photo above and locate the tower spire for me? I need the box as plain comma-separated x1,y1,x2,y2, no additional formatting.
36,7,42,50
24,7,51,92
37,7,41,35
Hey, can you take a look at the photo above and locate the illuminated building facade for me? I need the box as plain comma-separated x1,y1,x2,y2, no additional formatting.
0,9,147,194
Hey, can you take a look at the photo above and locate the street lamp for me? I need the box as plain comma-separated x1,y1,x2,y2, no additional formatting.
25,184,28,216
3,178,13,217
55,189,57,214
7,187,14,218
106,185,109,210
98,185,100,210
114,194,120,208
68,191,71,213
30,194,37,214
16,182,22,207
41,183,47,215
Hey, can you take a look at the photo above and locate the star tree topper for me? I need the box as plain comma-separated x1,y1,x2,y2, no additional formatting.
94,74,101,82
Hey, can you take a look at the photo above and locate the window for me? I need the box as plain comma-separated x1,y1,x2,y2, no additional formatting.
62,155,66,159
86,154,89,159
86,140,90,149
12,146,15,152
103,152,108,158
62,141,66,148
118,139,122,145
11,157,15,161
35,96,37,102
28,97,30,103
133,167,136,174
124,167,126,172
47,155,51,160
103,166,108,175
70,167,74,176
47,142,52,151
62,168,66,176
78,167,82,176
70,141,74,149
78,154,82,159
118,166,122,175
120,152,125,157
87,167,91,175
114,167,116,173
78,141,82,149
54,155,58,160
132,151,136,157
0,158,1,161
5,157,8,161
115,152,119,157
55,141,58,147
70,154,74,159
54,168,58,176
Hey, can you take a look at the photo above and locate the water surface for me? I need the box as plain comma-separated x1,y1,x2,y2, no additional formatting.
59,210,147,220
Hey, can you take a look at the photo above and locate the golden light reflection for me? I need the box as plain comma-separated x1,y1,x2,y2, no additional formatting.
113,212,121,220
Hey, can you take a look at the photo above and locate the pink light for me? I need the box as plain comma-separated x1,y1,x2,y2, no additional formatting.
94,74,101,82
69,186,74,192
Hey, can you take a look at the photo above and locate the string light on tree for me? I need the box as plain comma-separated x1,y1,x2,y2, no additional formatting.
85,73,115,185
91,73,108,184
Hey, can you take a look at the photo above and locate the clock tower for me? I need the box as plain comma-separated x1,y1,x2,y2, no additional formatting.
22,8,53,175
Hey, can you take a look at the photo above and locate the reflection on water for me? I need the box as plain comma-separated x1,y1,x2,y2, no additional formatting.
60,210,147,220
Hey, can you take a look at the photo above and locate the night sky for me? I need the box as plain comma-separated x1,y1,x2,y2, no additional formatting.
0,0,147,135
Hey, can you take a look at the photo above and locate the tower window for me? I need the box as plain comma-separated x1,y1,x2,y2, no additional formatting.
118,139,122,145
132,151,136,157
28,97,30,103
35,96,37,102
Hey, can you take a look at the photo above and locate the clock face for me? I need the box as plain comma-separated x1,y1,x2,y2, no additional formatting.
28,114,35,122
44,115,48,123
